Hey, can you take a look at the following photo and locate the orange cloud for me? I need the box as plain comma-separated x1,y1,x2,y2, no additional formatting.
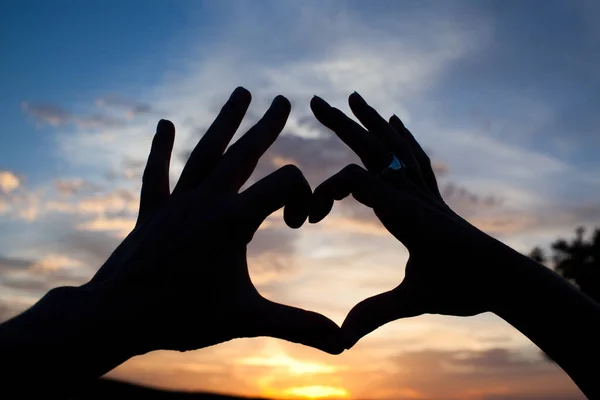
76,215,136,238
0,171,20,193
30,254,83,272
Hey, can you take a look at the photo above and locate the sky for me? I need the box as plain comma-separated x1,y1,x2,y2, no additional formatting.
1,0,599,399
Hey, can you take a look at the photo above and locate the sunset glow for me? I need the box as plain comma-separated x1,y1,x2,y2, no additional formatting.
238,353,339,375
2,1,597,399
282,385,349,399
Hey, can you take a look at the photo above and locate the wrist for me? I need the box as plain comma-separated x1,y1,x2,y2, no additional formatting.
77,281,153,359
481,240,555,318
0,284,139,391
465,234,534,315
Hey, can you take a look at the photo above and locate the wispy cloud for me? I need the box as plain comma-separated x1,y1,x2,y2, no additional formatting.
20,102,70,126
21,101,126,129
95,95,153,118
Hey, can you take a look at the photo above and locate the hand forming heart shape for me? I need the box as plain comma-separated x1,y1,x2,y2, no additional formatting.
4,88,599,400
86,87,509,360
310,92,511,349
86,88,343,357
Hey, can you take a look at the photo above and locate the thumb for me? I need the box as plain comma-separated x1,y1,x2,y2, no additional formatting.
341,282,423,349
310,164,399,224
253,298,345,355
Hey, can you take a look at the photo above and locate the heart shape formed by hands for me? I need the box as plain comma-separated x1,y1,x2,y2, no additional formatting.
309,92,508,350
92,87,506,358
89,87,344,356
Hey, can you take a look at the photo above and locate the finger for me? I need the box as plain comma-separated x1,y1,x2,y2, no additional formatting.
341,282,422,349
209,95,291,193
173,87,251,194
310,96,389,172
348,92,430,191
138,119,175,223
255,299,345,355
310,164,396,224
390,115,444,202
237,164,311,232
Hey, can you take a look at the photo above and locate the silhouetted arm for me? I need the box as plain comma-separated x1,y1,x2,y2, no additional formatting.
310,92,599,399
0,284,138,396
0,89,343,398
491,244,600,399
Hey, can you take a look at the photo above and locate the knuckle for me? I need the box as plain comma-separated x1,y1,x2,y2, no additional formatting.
343,163,363,175
280,164,309,190
280,163,302,177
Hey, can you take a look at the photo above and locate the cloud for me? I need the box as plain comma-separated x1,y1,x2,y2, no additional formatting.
43,188,138,217
106,157,147,182
75,189,138,215
30,253,84,272
0,171,20,193
0,302,18,322
1,178,140,228
0,253,90,312
252,131,358,187
75,215,136,238
95,95,153,117
441,182,503,210
20,102,71,126
359,347,585,400
75,113,124,129
21,101,126,129
0,256,32,271
54,178,102,196
1,189,44,221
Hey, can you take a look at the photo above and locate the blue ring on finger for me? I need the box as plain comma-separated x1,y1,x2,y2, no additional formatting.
378,153,405,175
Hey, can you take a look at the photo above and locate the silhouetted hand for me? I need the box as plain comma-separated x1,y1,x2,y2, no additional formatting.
310,92,507,349
87,87,343,355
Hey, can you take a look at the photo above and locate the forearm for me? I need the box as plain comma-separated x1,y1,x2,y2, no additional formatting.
491,245,600,399
0,284,137,397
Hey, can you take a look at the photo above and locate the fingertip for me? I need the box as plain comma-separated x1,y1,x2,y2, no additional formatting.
323,340,346,355
230,86,252,105
308,214,322,224
342,330,360,351
340,319,362,350
152,119,176,154
341,309,363,350
348,91,365,106
279,165,311,229
308,196,333,224
283,205,308,229
157,119,175,133
310,95,330,113
312,317,346,356
389,114,404,129
273,94,291,111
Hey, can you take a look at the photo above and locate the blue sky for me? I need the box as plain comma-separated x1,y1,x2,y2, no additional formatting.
1,1,599,399
1,0,200,179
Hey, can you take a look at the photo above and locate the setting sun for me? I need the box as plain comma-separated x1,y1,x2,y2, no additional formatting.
283,385,349,399
238,353,339,375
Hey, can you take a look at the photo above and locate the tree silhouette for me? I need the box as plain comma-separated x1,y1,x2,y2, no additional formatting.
529,226,600,303
530,227,600,362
